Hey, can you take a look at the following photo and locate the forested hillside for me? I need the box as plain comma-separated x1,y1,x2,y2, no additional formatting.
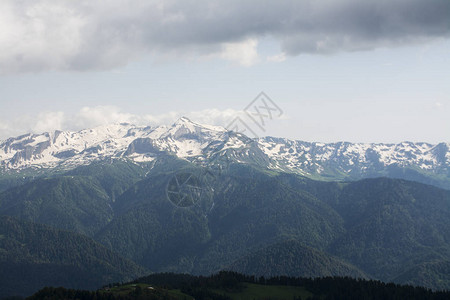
0,216,145,298
1,160,450,297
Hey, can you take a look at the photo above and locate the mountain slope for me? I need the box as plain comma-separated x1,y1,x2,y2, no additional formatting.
0,216,145,298
0,176,113,236
65,160,150,201
327,178,450,284
96,162,345,274
393,260,450,291
227,239,366,279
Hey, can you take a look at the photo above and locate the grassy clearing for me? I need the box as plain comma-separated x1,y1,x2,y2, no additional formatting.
106,283,194,299
217,282,312,300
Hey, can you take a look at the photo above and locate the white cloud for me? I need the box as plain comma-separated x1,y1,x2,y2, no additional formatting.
73,106,137,128
187,108,245,125
34,111,66,133
266,53,286,63
219,38,260,67
0,1,87,73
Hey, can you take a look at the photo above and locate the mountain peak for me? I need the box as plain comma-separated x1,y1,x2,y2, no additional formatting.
172,116,197,127
168,117,200,135
170,117,226,134
177,116,192,122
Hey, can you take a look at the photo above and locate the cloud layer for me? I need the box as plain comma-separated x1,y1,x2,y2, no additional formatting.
1,0,449,73
0,106,244,139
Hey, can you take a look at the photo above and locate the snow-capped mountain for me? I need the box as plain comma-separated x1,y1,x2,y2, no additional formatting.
1,117,449,188
259,137,450,176
0,117,229,169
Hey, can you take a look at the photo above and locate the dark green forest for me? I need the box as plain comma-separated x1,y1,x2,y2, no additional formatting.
1,159,450,297
0,216,145,298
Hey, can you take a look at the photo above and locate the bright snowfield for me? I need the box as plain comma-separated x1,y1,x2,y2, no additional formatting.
0,117,449,177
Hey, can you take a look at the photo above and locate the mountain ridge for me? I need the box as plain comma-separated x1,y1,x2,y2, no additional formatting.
1,118,449,189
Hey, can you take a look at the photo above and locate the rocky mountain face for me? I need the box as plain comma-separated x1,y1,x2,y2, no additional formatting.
1,117,449,188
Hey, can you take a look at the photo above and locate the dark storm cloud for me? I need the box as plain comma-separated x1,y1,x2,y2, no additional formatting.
276,0,450,54
1,0,449,73
122,0,450,52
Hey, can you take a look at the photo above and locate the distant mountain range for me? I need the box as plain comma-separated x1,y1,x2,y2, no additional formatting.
1,117,449,189
1,118,450,297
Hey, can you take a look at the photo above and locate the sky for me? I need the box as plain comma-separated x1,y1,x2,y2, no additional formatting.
0,0,449,143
